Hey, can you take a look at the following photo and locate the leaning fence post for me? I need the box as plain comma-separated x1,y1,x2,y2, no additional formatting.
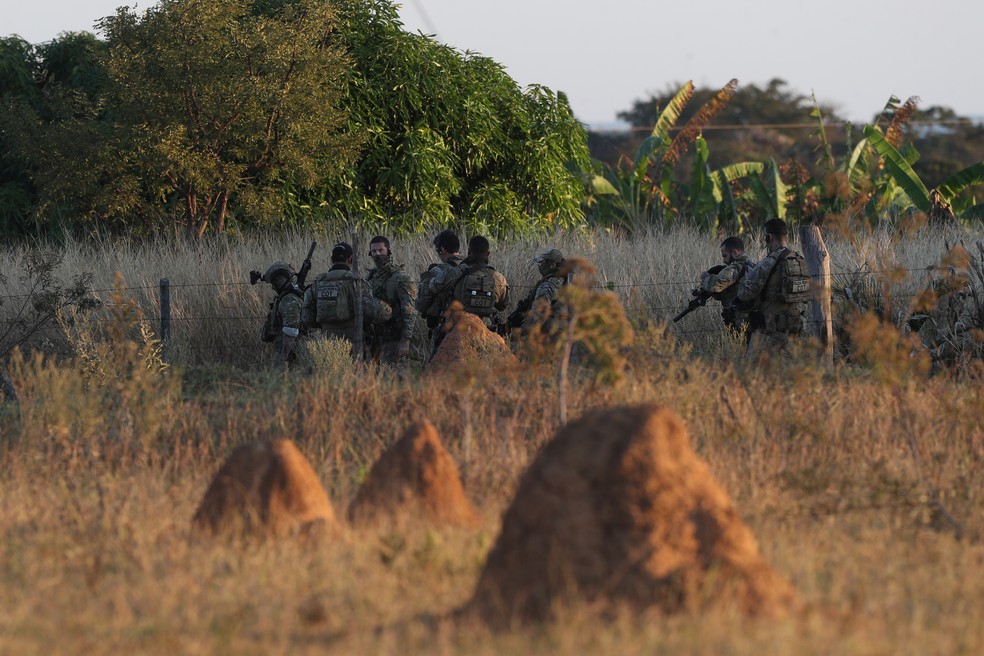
799,224,834,366
351,232,364,362
160,278,171,357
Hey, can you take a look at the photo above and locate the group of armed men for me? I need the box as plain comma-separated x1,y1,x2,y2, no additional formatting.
257,230,565,367
256,218,812,367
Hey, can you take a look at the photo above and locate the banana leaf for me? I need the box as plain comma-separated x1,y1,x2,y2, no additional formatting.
711,162,765,224
960,202,984,222
845,137,869,188
863,125,931,211
937,162,984,202
631,81,694,180
588,174,619,196
631,135,666,180
747,159,787,219
652,81,694,142
688,136,718,224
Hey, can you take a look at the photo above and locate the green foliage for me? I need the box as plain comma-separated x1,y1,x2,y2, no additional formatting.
310,0,589,235
587,80,748,233
94,0,359,238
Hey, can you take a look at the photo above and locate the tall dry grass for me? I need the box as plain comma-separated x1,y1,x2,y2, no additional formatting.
1,223,977,367
0,225,983,653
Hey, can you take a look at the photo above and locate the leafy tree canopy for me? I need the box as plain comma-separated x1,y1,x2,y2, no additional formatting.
2,0,590,240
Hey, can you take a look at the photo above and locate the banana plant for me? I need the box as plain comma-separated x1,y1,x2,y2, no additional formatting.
747,158,789,220
587,79,739,233
864,125,984,221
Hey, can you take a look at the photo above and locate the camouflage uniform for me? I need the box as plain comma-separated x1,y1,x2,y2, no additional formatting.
261,289,303,364
367,260,418,364
702,254,754,333
737,245,807,358
424,255,509,356
519,249,567,333
258,261,304,366
302,264,391,345
416,255,464,340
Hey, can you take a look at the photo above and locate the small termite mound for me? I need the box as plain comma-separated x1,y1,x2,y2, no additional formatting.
348,419,478,529
192,439,337,539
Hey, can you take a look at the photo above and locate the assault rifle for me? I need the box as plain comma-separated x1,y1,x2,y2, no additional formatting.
296,241,317,289
248,240,318,288
672,265,724,323
507,298,532,329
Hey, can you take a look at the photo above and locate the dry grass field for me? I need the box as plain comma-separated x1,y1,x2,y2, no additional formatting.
1,225,983,654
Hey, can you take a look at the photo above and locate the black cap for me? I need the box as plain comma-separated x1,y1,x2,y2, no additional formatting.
764,218,788,236
331,242,354,261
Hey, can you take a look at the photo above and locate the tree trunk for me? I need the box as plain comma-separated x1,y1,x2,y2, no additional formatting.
217,190,230,233
799,224,834,365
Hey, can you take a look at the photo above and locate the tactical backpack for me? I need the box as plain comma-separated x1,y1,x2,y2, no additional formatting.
312,271,355,324
452,263,496,317
774,249,811,303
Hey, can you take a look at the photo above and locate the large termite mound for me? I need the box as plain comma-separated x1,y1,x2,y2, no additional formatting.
192,439,337,538
348,420,478,528
426,305,517,375
465,405,798,625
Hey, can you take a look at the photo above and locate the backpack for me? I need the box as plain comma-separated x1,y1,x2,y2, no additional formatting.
452,263,497,317
775,249,811,303
313,271,355,324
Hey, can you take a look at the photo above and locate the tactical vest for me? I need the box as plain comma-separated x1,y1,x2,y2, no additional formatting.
761,248,810,333
452,262,497,317
369,263,409,341
312,269,356,325
418,256,463,319
262,288,302,342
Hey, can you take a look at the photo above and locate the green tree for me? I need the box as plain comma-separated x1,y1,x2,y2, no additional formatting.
310,0,590,234
93,0,360,238
0,37,42,239
1,32,113,241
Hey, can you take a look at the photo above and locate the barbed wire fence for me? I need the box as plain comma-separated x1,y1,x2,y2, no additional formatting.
0,263,953,367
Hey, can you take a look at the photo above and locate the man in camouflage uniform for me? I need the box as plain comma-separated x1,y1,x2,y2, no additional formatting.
736,219,809,360
302,242,391,355
509,248,568,334
416,229,464,342
700,236,754,336
258,261,303,366
423,235,509,356
366,235,418,365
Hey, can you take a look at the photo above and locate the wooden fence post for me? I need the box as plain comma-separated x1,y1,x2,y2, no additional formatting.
160,278,171,358
351,233,364,362
799,224,834,365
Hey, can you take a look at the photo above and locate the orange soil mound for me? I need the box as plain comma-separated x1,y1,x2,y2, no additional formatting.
348,420,478,528
465,405,798,625
426,307,517,375
192,439,337,538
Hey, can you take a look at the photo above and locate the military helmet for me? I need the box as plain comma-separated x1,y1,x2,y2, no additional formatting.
263,260,294,282
533,248,564,266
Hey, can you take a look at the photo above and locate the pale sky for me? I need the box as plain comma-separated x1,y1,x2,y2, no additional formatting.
5,0,983,127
